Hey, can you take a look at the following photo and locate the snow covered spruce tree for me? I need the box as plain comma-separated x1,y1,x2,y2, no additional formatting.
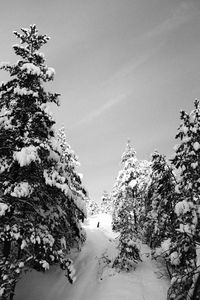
166,100,200,300
112,141,150,271
85,196,100,216
57,127,87,246
112,187,142,271
112,140,137,232
144,151,176,250
0,25,86,299
100,190,112,214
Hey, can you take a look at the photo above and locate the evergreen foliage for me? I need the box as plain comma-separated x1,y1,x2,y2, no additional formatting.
112,187,142,271
86,197,100,216
112,140,137,232
111,102,200,299
100,190,112,214
0,25,86,299
144,151,176,249
141,101,200,300
166,100,200,300
112,141,150,271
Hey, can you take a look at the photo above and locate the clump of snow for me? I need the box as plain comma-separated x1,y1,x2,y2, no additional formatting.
0,114,14,130
0,202,9,216
193,141,200,151
43,169,68,191
175,200,193,216
170,251,180,266
11,182,32,198
30,228,54,247
192,127,197,133
161,238,171,255
14,86,38,97
13,145,41,167
35,51,45,59
19,262,25,268
191,162,198,169
46,67,55,79
129,179,137,188
13,44,29,52
40,260,50,271
21,63,41,76
40,103,50,114
178,223,196,235
21,240,27,250
0,157,10,173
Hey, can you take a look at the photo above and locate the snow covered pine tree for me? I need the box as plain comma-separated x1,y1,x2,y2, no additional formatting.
100,190,112,214
57,127,87,245
112,140,137,232
0,25,86,299
85,196,100,216
112,141,143,271
144,151,176,250
166,100,200,300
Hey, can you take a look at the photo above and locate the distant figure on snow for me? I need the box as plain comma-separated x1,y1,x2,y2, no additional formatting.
97,222,100,228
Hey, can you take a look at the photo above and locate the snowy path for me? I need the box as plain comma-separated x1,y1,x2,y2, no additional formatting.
65,227,112,299
15,214,169,300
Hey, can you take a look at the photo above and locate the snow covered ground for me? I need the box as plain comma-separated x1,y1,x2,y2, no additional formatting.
15,214,169,300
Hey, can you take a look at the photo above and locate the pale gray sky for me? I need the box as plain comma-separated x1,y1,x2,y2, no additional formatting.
1,0,200,201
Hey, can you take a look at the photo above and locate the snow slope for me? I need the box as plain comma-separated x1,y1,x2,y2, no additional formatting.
15,214,169,300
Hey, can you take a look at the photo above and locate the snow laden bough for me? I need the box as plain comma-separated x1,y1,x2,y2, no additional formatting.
0,25,86,300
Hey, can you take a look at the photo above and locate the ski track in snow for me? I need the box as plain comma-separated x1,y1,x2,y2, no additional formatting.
15,214,169,300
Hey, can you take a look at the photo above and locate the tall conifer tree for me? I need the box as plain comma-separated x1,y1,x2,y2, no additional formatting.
167,100,200,300
0,25,86,299
144,151,176,249
112,141,146,270
100,190,112,214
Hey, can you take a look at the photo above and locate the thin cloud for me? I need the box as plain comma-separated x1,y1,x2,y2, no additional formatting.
101,1,199,87
146,1,199,39
73,93,128,127
102,44,164,86
70,1,199,130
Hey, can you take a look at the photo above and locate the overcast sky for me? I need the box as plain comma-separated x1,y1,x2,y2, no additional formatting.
0,0,200,202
